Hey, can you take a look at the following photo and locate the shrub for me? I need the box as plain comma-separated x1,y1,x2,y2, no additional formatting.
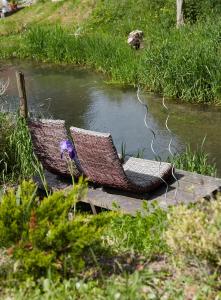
0,180,114,279
165,195,221,268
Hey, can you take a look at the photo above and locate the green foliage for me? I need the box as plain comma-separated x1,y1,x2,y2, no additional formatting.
140,19,221,103
86,0,170,36
3,264,221,299
0,180,114,279
0,270,170,300
1,182,221,299
168,143,217,176
24,25,139,84
0,113,35,184
0,180,37,247
103,205,168,256
1,1,221,103
17,20,221,103
165,195,221,269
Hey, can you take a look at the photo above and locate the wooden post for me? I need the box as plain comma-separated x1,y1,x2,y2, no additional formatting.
176,0,184,28
16,71,28,119
88,200,97,215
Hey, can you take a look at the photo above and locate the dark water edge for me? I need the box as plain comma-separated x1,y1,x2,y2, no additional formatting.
1,60,221,176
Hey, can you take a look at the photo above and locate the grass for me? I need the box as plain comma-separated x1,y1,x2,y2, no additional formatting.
0,180,221,299
168,142,217,177
1,0,221,103
0,111,219,300
0,113,35,184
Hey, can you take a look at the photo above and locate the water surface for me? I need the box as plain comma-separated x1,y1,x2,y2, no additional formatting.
1,61,221,176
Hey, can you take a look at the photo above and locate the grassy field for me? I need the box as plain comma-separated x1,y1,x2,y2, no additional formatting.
1,0,221,103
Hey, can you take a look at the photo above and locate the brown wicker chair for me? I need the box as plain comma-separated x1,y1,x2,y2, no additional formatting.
70,127,173,193
29,119,80,177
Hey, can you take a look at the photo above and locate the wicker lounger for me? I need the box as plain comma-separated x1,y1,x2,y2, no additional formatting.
70,127,173,193
29,119,80,177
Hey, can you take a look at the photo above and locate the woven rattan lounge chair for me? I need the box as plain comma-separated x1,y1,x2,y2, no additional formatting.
70,127,173,193
29,119,80,177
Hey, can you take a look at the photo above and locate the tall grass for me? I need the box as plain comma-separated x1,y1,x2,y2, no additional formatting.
0,113,35,184
139,20,221,103
1,1,221,103
168,143,217,176
19,21,221,103
24,26,139,85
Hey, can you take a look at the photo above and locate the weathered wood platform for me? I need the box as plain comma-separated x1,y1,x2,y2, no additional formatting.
35,169,221,215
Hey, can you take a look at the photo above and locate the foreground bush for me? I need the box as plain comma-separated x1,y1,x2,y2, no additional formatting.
1,181,221,298
0,180,115,279
165,195,221,269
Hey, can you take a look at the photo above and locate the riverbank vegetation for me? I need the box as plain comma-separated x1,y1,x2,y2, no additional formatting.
0,111,217,186
1,0,221,103
0,113,35,184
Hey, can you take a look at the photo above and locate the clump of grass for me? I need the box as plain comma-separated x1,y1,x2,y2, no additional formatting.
24,26,139,85
166,194,221,270
168,143,217,176
103,205,168,257
21,21,221,103
139,20,221,103
0,113,35,184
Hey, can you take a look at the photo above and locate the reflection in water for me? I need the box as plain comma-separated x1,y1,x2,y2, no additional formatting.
1,61,221,176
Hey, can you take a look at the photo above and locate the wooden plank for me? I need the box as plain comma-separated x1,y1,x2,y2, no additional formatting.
177,169,221,185
34,169,221,216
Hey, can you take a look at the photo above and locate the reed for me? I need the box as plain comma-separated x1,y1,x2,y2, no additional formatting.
19,21,221,104
0,113,35,184
1,0,221,103
168,143,217,177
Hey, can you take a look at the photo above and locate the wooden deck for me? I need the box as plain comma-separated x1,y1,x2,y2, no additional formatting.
35,169,221,215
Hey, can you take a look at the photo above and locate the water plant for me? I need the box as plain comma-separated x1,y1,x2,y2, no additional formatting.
168,141,217,177
0,113,35,184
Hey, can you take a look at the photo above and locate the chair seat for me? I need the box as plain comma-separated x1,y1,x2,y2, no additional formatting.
123,157,172,189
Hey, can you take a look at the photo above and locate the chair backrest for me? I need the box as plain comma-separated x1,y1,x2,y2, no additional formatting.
29,119,79,177
70,127,131,190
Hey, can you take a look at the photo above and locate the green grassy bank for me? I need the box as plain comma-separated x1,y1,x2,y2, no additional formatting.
1,0,221,104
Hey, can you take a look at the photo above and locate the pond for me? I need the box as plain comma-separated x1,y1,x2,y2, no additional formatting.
1,61,221,176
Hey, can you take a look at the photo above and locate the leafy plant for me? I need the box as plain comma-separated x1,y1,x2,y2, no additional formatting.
0,180,114,279
103,205,168,257
165,195,221,269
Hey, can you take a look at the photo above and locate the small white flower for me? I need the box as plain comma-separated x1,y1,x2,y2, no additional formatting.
76,282,81,289
114,292,121,300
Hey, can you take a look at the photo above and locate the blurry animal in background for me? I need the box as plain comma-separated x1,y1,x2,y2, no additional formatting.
127,30,144,50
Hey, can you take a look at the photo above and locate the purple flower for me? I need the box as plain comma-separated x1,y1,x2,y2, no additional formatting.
60,140,75,160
